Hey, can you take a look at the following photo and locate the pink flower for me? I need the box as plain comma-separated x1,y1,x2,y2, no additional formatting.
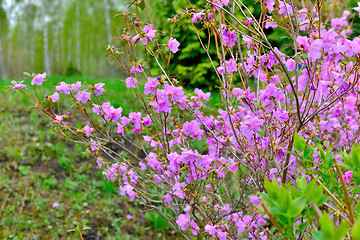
83,124,93,137
76,91,91,104
354,3,360,17
265,0,275,12
91,143,98,152
225,58,237,73
343,171,353,184
139,162,147,171
146,152,162,169
273,108,289,123
216,231,227,240
56,82,71,94
217,66,225,74
167,38,180,53
222,28,238,47
143,24,156,41
195,88,211,101
116,122,124,135
12,81,26,89
125,77,137,88
242,34,252,48
176,214,190,230
126,214,133,220
296,36,310,51
96,158,103,168
31,72,47,86
308,39,323,61
144,77,159,95
221,0,229,6
192,12,204,22
51,92,59,102
250,196,261,206
164,193,171,204
184,205,191,212
52,202,59,208
94,83,105,96
130,65,143,74
55,115,64,123
285,59,296,71
205,224,217,236
119,183,136,201
265,21,277,29
71,81,81,93
278,1,294,15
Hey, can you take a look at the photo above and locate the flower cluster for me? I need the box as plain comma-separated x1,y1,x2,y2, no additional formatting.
10,0,360,239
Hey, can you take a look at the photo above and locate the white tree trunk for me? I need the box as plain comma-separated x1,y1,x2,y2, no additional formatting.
0,39,7,80
67,36,72,65
75,2,81,70
103,0,112,43
22,23,29,68
54,24,60,73
43,23,51,75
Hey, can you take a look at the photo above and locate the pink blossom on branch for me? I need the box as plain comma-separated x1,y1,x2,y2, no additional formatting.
83,124,93,137
354,3,360,17
12,81,26,89
125,77,137,88
167,37,180,53
76,91,91,104
31,72,47,86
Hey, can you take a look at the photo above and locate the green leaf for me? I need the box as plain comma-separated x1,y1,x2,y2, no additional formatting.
312,136,320,144
334,221,348,240
139,0,146,11
312,231,324,240
67,229,77,232
23,72,32,77
9,90,15,101
127,0,137,8
318,213,335,238
286,150,303,159
296,222,309,234
296,175,307,191
352,218,360,239
293,131,306,152
290,197,306,216
351,144,360,168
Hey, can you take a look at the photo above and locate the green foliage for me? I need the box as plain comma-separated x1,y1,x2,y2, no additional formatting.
65,63,82,76
293,131,306,152
312,213,347,240
261,139,360,239
145,211,172,232
43,175,57,190
261,178,306,238
352,218,360,238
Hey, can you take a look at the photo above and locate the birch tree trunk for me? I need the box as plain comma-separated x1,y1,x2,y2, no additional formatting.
103,0,112,43
22,23,29,69
43,22,51,75
54,24,60,73
75,2,81,70
0,39,7,80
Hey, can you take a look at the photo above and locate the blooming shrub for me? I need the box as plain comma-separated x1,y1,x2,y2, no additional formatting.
8,0,360,238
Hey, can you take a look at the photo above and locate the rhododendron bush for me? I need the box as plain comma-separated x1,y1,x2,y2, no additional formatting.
9,0,360,238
